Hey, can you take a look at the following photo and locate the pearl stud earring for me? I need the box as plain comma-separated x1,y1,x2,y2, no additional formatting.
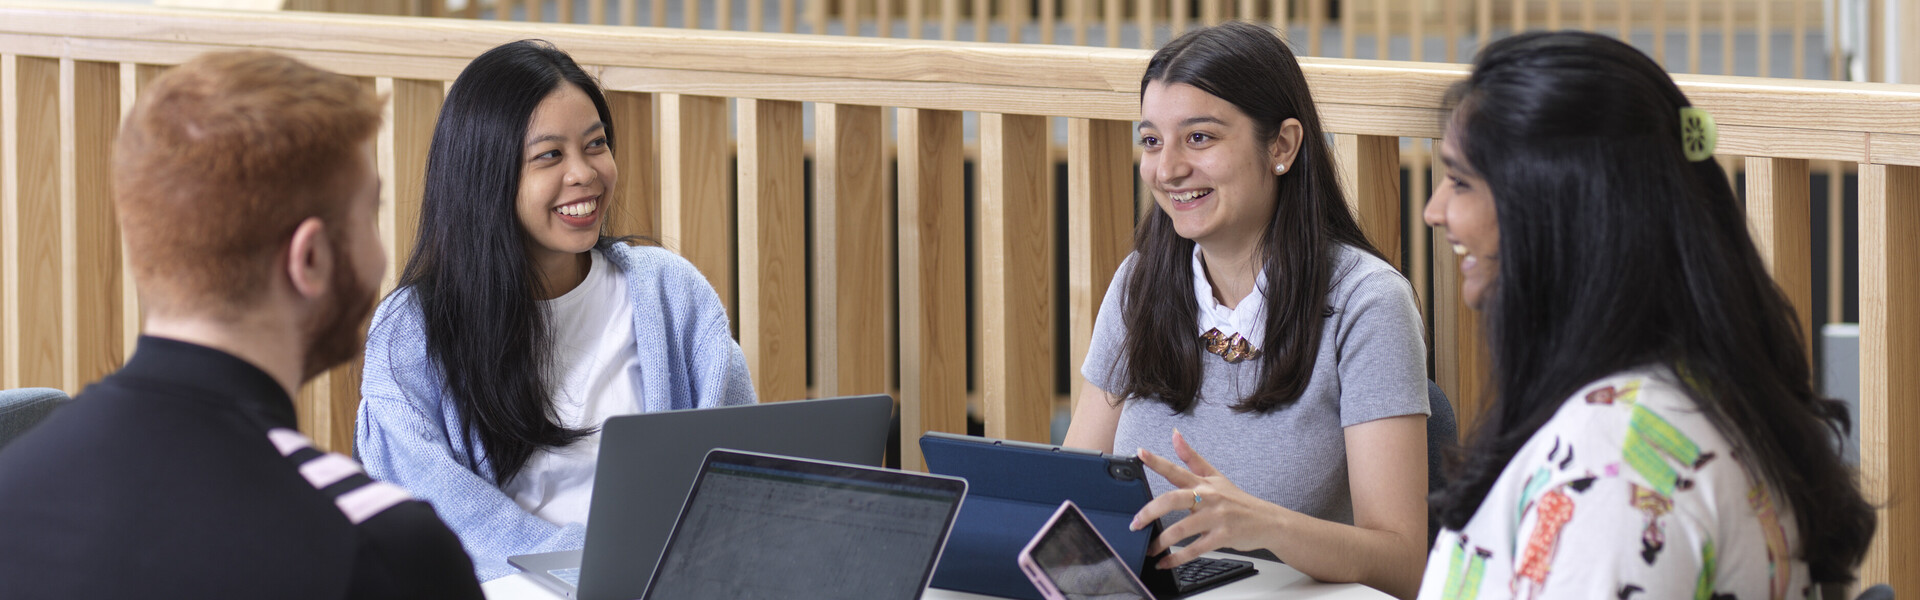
1274,163,1287,175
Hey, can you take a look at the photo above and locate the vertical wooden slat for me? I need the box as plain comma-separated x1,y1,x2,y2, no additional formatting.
462,0,479,19
5,57,59,391
1198,0,1218,27
1545,0,1560,30
1791,0,1806,78
1652,0,1667,69
737,99,806,403
1170,0,1189,38
1744,157,1812,353
1340,0,1354,57
1444,0,1460,62
898,107,966,471
1510,0,1525,37
558,0,573,23
1616,0,1629,40
780,0,796,32
1106,0,1121,46
606,91,657,241
1373,0,1387,59
1721,0,1733,75
909,0,924,37
750,0,766,30
1271,0,1288,37
1335,134,1401,271
1474,0,1490,59
1580,0,1594,30
843,0,860,36
655,0,670,28
976,0,990,42
685,0,701,27
1409,0,1424,62
1071,0,1088,45
1858,163,1920,593
980,113,1052,443
716,0,732,31
1067,118,1132,414
1042,0,1058,43
619,0,636,25
379,79,442,295
66,60,118,391
1139,0,1156,48
1006,0,1027,43
1236,0,1254,29
1307,0,1323,56
1757,0,1772,77
660,95,732,318
590,0,605,25
1686,0,1700,73
943,0,960,39
814,103,887,396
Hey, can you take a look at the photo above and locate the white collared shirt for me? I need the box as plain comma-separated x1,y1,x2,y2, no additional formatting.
1191,245,1268,350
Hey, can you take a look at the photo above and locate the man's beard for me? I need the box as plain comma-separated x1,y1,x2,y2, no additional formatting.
301,243,376,381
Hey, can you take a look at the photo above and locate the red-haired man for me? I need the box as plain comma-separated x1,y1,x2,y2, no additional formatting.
0,51,483,599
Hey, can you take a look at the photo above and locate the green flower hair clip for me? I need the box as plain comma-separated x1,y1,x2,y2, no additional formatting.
1680,106,1717,162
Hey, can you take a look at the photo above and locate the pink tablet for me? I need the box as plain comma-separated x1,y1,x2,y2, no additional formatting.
1016,500,1156,600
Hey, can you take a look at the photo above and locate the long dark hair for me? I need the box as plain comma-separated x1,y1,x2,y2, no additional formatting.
1120,22,1387,414
1432,31,1873,582
398,40,618,486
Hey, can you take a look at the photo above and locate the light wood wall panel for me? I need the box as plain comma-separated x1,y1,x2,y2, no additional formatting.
1743,156,1811,350
898,107,966,470
1336,133,1402,271
377,77,441,291
606,91,657,239
1859,163,1920,592
737,98,807,403
6,56,60,390
659,94,732,318
1066,117,1132,410
813,102,888,396
65,59,119,390
980,112,1051,443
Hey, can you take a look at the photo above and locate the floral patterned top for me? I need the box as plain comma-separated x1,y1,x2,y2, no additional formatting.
1418,367,1812,600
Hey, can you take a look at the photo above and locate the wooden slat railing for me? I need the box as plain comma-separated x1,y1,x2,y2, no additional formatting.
1,0,1916,587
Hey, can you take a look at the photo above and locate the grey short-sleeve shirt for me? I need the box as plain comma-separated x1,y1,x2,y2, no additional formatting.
1082,244,1428,527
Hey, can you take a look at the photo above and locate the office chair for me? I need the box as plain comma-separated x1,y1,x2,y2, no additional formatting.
1426,380,1459,547
0,387,68,450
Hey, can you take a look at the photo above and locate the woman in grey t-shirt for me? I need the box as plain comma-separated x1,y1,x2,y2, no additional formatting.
1063,22,1430,599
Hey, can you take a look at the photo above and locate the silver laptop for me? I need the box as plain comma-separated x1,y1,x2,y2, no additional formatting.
508,395,893,599
640,448,967,600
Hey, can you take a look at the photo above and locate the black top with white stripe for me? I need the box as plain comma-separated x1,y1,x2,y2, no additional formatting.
0,336,483,599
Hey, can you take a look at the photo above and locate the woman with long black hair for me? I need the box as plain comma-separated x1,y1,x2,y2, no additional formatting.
1067,22,1432,599
356,40,753,580
1420,31,1873,596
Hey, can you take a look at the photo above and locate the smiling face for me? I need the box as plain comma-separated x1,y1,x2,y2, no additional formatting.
515,82,616,277
1424,130,1501,310
1138,80,1287,252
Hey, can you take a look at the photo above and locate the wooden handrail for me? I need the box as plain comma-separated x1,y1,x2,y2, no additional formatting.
1,1,1915,588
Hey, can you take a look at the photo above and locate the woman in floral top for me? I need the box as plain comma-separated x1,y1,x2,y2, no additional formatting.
1417,31,1874,599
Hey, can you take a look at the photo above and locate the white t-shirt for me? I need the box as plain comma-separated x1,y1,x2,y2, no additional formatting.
1418,367,1810,600
502,249,643,526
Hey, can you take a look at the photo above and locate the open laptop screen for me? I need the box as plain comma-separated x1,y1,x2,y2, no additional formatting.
643,449,966,600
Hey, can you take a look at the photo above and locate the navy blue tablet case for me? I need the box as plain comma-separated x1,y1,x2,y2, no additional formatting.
920,432,1157,600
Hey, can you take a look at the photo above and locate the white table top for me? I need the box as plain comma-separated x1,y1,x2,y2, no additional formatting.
481,552,1392,600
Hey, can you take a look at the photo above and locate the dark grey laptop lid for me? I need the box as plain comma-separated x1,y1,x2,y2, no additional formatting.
574,395,893,600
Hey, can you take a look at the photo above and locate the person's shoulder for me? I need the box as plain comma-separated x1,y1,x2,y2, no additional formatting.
604,241,723,307
366,286,426,345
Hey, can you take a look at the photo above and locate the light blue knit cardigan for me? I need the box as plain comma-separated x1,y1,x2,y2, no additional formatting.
356,242,755,581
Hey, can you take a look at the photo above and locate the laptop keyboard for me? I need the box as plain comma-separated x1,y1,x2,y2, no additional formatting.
1171,556,1255,591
